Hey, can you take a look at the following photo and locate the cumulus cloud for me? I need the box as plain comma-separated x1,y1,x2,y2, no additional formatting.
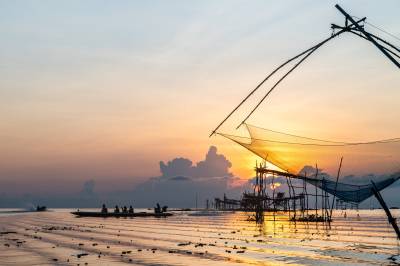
0,147,244,208
126,146,249,207
160,158,193,178
159,146,232,179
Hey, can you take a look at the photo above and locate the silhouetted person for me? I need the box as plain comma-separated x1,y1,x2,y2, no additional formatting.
155,203,161,214
162,206,168,213
101,204,108,213
122,206,128,213
129,205,134,214
114,205,120,213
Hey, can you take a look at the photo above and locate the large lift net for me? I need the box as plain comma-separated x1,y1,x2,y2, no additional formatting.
220,124,400,203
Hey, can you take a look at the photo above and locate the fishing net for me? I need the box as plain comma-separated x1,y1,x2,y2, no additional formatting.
220,124,400,203
306,176,399,203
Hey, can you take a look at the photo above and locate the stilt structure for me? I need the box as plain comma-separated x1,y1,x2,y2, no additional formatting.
215,163,330,222
214,194,241,210
214,163,398,225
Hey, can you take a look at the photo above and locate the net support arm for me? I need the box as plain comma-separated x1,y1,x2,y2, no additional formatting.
209,42,321,137
209,17,363,137
236,17,366,129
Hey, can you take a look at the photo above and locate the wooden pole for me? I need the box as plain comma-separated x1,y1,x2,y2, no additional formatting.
371,181,400,239
315,182,318,217
330,157,343,220
305,172,309,216
321,176,325,221
286,177,291,219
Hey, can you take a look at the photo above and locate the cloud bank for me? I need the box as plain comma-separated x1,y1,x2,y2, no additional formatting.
129,146,247,207
0,146,250,208
159,146,232,179
2,149,399,208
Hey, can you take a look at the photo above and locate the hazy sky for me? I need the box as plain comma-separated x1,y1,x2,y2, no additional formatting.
1,0,399,196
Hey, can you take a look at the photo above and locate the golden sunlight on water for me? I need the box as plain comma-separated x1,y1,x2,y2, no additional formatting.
0,209,399,265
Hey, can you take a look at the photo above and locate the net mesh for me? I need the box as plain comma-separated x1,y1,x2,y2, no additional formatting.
220,124,400,202
306,176,399,203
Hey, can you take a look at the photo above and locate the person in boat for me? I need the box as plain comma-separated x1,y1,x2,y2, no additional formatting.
122,206,128,213
129,205,134,214
101,204,108,213
114,205,120,213
162,206,168,213
155,203,161,214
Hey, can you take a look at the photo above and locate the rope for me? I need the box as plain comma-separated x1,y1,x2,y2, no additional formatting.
221,123,400,146
247,124,350,144
247,124,400,144
352,16,400,43
219,132,400,147
347,29,400,59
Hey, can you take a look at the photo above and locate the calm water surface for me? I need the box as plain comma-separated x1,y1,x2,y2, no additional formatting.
0,209,399,265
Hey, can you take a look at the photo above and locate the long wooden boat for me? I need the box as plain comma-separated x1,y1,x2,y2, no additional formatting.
71,211,173,218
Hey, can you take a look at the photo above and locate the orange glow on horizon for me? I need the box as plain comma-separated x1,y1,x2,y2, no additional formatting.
270,182,281,190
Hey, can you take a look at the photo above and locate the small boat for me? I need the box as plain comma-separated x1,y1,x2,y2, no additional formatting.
71,211,173,218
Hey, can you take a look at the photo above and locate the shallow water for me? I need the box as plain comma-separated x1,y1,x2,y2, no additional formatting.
0,209,399,265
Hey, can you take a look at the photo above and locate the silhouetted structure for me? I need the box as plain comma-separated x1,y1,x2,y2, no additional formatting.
211,4,400,236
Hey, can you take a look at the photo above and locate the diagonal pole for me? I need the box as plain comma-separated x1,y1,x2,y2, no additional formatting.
346,30,400,60
335,4,400,69
371,181,400,239
209,17,364,136
209,45,320,137
236,18,365,129
329,157,343,221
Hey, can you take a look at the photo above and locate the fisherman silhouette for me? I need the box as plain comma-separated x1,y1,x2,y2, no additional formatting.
101,204,108,213
114,205,120,213
155,203,161,213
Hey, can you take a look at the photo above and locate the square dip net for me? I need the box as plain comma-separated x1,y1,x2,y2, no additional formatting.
220,124,400,203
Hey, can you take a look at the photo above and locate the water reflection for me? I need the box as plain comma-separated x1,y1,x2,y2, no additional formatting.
0,209,398,265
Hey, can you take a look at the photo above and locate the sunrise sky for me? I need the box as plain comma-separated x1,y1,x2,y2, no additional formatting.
1,0,399,198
